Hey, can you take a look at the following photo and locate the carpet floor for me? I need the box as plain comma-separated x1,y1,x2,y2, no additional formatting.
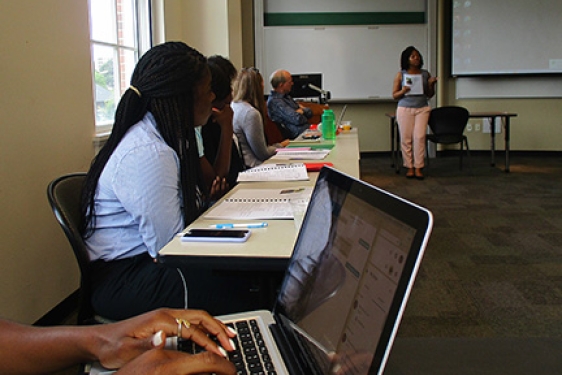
359,152,562,338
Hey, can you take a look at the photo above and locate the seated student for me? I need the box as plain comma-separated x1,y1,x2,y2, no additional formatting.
0,308,237,375
198,55,245,194
267,69,313,139
82,42,266,321
232,68,290,168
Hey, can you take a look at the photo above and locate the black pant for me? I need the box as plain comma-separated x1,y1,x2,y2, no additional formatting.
90,253,284,320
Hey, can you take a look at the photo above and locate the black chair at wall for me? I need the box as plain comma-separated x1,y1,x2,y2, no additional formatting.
426,106,471,173
47,173,104,324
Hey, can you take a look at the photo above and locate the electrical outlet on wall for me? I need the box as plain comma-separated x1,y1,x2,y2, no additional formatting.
475,123,481,132
483,118,502,133
495,120,502,133
483,118,491,133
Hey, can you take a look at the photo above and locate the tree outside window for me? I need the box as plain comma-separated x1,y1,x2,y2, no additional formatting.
89,0,149,130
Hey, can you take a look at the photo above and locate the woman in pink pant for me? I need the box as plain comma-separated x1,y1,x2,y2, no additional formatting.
392,46,438,180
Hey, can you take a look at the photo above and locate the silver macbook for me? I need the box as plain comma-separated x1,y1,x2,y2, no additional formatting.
218,166,433,375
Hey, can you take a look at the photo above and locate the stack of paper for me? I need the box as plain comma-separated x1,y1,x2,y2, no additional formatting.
403,73,423,96
271,147,331,160
204,187,313,220
237,163,309,182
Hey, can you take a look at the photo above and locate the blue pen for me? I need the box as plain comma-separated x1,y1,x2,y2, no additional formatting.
211,222,268,229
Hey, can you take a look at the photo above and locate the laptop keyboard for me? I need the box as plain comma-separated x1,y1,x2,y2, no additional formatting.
228,319,277,375
178,318,277,375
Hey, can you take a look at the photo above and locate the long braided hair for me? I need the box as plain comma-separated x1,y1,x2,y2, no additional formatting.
81,42,208,237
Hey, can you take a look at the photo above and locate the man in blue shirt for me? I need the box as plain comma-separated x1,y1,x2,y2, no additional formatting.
267,69,312,139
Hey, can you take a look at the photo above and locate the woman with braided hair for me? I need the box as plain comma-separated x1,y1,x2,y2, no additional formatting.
81,42,257,321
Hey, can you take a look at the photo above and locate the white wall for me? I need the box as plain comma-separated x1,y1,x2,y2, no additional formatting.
163,0,243,69
0,1,94,323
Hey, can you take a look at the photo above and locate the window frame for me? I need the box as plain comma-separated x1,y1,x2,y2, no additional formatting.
88,0,152,136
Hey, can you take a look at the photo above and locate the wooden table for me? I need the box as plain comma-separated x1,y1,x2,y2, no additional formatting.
158,129,361,270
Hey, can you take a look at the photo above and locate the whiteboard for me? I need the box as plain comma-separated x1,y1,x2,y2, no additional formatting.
450,0,562,99
451,0,562,76
261,25,428,100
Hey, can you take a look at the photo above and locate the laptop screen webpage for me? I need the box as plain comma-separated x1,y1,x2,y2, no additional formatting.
276,167,432,374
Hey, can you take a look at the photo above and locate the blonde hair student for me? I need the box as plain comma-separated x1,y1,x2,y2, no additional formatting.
232,68,289,168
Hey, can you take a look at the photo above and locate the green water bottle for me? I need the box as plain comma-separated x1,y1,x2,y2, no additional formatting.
321,109,336,139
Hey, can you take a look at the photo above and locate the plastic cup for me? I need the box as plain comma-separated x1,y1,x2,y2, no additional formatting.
341,120,352,132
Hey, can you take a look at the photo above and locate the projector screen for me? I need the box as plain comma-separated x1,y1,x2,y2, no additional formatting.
451,0,562,76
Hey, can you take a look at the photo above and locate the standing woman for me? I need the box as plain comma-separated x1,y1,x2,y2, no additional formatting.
80,42,216,320
392,46,437,180
231,68,289,168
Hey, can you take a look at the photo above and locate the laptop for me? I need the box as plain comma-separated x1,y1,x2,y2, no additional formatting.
215,166,433,375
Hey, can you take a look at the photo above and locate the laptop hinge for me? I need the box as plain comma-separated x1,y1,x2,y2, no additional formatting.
269,321,306,375
270,314,326,375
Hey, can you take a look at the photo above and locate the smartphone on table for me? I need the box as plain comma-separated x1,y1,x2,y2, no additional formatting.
181,228,251,243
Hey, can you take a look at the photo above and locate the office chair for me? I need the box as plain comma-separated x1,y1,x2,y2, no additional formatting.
426,106,471,173
47,173,109,324
264,113,287,145
272,120,295,140
299,102,329,125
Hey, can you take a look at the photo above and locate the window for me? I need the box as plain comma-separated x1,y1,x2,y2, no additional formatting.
88,0,151,133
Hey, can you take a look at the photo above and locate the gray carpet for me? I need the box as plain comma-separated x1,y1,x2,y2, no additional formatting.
359,152,562,338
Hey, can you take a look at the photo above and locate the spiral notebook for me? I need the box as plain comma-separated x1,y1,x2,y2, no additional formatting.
204,187,313,220
236,163,309,182
271,149,331,160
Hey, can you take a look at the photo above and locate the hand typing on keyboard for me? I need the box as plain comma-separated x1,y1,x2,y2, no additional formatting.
225,319,277,375
178,318,277,375
0,307,239,375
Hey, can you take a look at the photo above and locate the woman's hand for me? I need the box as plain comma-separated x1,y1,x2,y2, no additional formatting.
427,76,438,97
91,308,237,370
392,72,410,99
280,139,291,147
211,105,234,132
208,176,229,201
115,349,236,375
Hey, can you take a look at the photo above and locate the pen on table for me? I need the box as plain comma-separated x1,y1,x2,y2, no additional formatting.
210,222,268,229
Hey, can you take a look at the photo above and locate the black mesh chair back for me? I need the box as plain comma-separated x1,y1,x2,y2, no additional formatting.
47,173,95,324
426,106,471,172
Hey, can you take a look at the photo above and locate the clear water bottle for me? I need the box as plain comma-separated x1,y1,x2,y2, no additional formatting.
321,109,336,139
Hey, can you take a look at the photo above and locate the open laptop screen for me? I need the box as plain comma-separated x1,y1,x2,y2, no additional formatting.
275,167,433,374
